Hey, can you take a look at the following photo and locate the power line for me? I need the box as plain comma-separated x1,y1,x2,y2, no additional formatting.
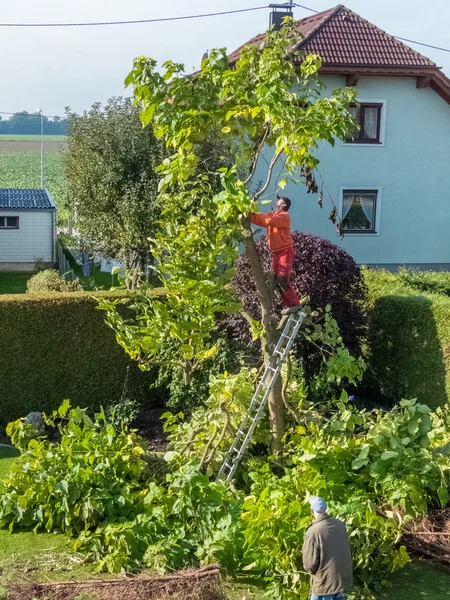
0,1,447,56
394,37,450,54
0,2,446,57
0,5,269,27
293,3,319,13
293,3,450,54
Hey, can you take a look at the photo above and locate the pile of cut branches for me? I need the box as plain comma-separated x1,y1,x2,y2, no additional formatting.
403,508,450,564
6,565,224,600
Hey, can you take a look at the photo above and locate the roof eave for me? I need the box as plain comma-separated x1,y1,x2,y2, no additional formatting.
313,64,450,106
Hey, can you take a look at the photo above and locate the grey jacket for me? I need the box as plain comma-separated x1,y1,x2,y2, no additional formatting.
302,513,353,596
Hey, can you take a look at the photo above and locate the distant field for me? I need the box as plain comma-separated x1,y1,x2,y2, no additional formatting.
0,151,67,221
0,134,67,142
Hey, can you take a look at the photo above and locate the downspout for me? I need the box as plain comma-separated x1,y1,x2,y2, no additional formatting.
52,209,56,267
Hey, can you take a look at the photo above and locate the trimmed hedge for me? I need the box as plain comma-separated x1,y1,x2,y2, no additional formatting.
364,268,450,408
0,290,164,426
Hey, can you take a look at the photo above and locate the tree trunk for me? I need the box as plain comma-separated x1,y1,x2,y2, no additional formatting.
242,222,285,454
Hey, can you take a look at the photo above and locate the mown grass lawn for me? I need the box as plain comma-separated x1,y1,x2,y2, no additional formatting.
0,446,95,586
0,273,32,294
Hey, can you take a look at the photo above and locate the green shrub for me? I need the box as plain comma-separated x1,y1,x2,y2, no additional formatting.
0,290,160,426
27,269,81,294
364,267,450,408
154,336,247,413
398,267,450,296
0,401,149,536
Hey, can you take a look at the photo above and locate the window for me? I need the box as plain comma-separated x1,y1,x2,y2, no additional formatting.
342,190,378,233
0,216,19,229
347,103,382,144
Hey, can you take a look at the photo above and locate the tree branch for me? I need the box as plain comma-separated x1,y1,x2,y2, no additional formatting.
281,355,304,425
206,401,231,467
244,125,270,186
200,423,218,471
179,427,204,456
253,149,283,202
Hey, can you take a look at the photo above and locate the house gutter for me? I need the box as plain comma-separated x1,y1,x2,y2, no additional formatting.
52,209,56,266
45,190,57,267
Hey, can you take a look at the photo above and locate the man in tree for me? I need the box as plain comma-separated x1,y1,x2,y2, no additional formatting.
302,496,353,600
250,195,301,313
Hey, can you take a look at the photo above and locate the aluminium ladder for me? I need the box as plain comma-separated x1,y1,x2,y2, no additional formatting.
217,309,307,482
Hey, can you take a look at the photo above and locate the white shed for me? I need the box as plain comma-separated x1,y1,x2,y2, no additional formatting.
0,189,56,271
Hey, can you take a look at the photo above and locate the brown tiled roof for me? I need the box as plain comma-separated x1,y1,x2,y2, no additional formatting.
227,8,335,64
228,5,436,69
296,5,436,68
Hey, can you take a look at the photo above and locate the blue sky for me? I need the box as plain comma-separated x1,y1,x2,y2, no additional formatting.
0,0,449,116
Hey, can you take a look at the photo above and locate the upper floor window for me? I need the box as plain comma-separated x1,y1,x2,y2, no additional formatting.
0,216,19,229
342,190,378,233
347,103,383,144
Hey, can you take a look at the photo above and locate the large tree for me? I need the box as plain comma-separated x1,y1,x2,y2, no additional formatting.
64,97,162,269
101,22,356,452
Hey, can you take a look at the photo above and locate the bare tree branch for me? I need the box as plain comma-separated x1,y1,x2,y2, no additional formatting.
244,125,270,186
253,149,284,202
200,423,218,471
206,401,231,467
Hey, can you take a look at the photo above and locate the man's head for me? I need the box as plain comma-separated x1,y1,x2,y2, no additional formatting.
309,496,328,518
276,195,291,212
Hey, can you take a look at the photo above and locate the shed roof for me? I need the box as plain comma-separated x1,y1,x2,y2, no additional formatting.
0,189,56,210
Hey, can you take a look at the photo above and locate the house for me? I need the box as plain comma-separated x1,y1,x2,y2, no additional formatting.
0,189,56,271
233,5,450,269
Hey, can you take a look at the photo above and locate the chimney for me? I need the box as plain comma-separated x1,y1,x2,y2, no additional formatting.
269,2,294,31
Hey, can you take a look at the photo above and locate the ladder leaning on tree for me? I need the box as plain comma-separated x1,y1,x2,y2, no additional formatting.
217,308,307,483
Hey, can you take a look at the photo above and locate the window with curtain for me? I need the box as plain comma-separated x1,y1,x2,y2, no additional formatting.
347,103,382,144
342,190,378,233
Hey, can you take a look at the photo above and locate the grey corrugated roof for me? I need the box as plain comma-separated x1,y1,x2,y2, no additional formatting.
0,189,56,210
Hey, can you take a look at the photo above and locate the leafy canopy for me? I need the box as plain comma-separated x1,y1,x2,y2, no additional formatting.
65,97,162,263
101,22,357,376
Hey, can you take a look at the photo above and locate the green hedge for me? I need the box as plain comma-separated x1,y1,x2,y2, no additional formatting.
364,268,450,408
0,290,163,426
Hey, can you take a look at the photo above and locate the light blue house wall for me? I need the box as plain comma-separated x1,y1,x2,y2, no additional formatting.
254,75,450,268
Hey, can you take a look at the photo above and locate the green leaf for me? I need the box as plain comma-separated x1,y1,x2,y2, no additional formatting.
58,399,71,418
180,345,194,360
55,480,69,495
202,346,217,360
380,451,399,461
438,486,449,508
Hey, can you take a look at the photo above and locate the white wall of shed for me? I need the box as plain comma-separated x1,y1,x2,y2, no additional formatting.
0,210,54,265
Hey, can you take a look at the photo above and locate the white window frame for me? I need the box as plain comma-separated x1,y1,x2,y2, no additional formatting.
342,99,387,147
339,186,382,237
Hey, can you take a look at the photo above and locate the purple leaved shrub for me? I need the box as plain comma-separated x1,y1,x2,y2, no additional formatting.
221,231,367,373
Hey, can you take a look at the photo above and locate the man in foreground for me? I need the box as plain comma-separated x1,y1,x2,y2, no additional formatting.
249,195,300,313
302,496,353,600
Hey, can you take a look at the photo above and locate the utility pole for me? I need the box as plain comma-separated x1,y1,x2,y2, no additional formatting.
37,108,44,188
